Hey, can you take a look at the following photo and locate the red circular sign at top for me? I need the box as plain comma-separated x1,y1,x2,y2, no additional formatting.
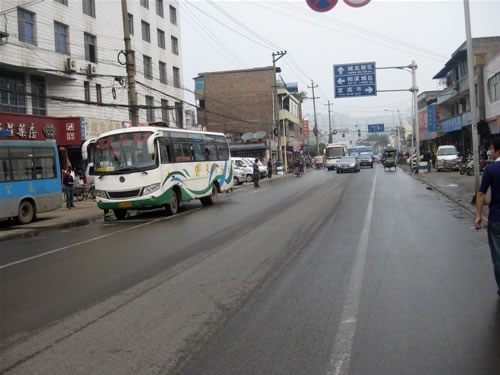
306,0,339,13
343,0,371,7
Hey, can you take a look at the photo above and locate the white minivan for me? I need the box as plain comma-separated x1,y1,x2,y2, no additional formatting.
436,145,458,171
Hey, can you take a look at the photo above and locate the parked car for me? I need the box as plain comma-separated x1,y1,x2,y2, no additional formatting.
436,145,459,171
358,153,373,168
242,158,267,178
337,156,360,173
232,158,254,182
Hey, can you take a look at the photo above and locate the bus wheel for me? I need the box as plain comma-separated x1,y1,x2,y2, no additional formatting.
201,186,217,206
114,209,127,220
17,200,35,224
166,190,179,215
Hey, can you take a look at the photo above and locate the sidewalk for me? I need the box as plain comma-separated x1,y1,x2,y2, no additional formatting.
0,170,295,241
400,164,486,218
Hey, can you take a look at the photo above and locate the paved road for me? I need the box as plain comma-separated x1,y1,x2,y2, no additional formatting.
1,166,499,375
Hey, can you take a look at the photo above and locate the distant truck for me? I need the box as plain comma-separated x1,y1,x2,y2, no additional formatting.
314,154,325,169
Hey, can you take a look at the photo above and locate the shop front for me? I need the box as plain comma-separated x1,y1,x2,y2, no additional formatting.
0,112,82,171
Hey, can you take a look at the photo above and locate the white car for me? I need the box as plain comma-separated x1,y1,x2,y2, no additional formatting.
436,145,458,171
242,158,267,178
232,158,254,182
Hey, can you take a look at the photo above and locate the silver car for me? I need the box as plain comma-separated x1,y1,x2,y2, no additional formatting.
337,156,360,173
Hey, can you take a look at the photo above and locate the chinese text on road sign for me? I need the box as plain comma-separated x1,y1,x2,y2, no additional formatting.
333,62,377,98
368,123,384,133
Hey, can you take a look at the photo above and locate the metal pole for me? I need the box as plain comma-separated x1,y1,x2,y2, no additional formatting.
121,0,139,126
309,81,319,154
281,95,288,173
412,61,420,173
326,101,333,144
464,0,480,197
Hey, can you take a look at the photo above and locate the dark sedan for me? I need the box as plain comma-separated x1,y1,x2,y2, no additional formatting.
359,153,373,168
337,156,360,173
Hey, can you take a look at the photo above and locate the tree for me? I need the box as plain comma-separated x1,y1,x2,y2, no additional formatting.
291,91,308,104
363,134,389,150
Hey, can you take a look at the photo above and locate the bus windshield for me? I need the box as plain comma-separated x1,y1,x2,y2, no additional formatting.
95,132,157,174
325,147,345,158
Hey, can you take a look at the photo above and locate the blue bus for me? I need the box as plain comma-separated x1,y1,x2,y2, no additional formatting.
0,140,62,224
348,145,373,157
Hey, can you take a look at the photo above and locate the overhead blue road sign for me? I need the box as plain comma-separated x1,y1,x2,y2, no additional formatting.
333,62,377,98
368,123,384,133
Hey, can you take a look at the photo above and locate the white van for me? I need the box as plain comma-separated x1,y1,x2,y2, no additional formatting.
232,158,254,183
436,145,458,171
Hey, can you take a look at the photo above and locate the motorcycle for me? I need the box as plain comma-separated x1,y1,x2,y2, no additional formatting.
295,164,304,176
459,155,472,175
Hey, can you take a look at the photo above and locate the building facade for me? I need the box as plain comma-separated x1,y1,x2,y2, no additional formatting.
484,52,500,136
432,37,500,156
0,0,184,169
194,67,302,164
417,90,440,152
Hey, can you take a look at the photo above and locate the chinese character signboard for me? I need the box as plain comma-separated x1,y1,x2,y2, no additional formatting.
303,120,310,138
427,105,437,132
334,62,377,98
0,113,82,145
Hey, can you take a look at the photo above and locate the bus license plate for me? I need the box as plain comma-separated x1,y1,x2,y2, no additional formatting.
118,202,132,208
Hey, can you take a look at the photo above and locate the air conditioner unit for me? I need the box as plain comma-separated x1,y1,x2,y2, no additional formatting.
65,57,77,72
87,63,97,76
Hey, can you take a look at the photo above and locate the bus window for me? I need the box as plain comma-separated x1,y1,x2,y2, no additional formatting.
173,143,193,162
217,143,229,160
193,143,207,161
206,144,218,161
160,143,173,164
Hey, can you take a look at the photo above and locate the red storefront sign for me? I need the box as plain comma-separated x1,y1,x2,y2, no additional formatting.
0,112,82,145
303,120,310,138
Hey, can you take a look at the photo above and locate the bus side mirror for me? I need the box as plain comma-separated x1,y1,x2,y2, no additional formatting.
147,132,161,155
81,138,96,160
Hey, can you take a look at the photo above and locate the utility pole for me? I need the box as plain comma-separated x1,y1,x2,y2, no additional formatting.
272,51,286,164
325,101,333,144
464,0,480,202
411,61,420,173
121,0,139,126
308,80,320,154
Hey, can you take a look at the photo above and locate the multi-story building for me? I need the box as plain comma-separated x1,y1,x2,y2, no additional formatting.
484,52,500,137
432,36,500,155
0,0,184,170
417,91,440,152
194,66,302,164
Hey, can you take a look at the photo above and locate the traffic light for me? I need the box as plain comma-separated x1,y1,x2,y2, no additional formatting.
342,133,345,138
333,130,337,135
358,129,361,137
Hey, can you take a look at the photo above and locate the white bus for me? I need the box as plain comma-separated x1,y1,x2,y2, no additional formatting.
82,126,233,219
324,143,348,170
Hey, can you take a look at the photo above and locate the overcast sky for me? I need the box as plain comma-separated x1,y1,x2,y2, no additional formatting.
179,0,500,134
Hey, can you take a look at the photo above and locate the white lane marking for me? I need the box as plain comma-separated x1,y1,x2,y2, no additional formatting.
327,172,377,375
0,208,202,270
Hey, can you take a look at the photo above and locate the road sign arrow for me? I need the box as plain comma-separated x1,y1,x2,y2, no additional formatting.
337,78,345,85
337,67,344,74
365,86,374,94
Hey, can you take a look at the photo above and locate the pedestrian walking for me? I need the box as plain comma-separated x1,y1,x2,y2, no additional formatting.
431,152,436,169
475,138,500,297
253,158,260,188
423,150,431,172
63,167,75,209
267,159,273,179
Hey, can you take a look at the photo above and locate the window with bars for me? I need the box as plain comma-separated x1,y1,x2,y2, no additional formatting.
140,0,149,9
31,76,46,115
128,14,134,35
170,5,177,25
159,61,167,84
488,73,500,103
143,55,153,79
0,71,26,113
82,0,95,18
84,32,97,62
171,36,179,55
96,84,102,104
156,0,164,17
173,67,180,88
157,29,165,49
141,21,150,42
18,8,35,44
54,21,69,54
175,102,183,128
146,96,154,122
55,0,68,6
161,99,168,123
84,81,90,102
